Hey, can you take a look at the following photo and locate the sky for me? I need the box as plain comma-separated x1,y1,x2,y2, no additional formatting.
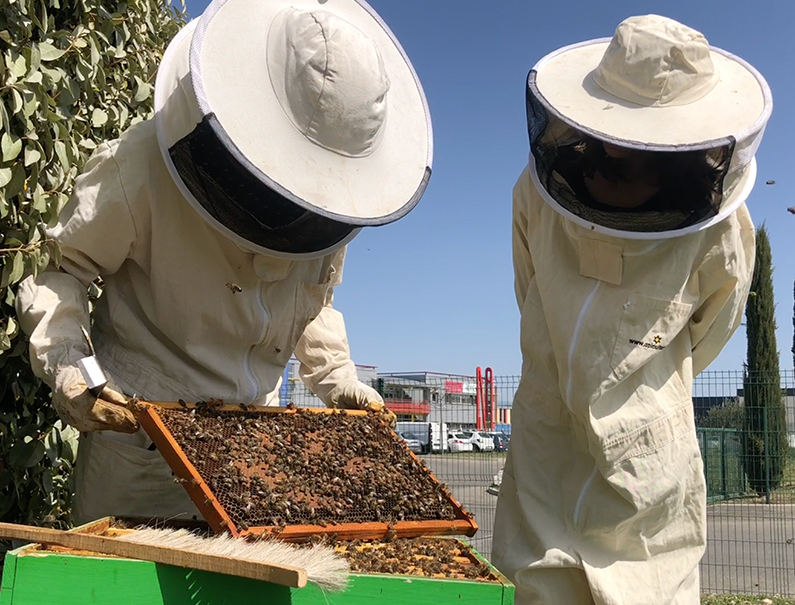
183,0,795,378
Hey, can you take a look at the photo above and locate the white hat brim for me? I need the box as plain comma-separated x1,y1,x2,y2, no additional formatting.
175,0,432,225
533,39,771,148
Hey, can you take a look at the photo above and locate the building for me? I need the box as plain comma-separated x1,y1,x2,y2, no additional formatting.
376,372,477,430
283,361,515,432
282,358,378,408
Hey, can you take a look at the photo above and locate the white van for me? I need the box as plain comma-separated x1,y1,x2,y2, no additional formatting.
394,422,449,453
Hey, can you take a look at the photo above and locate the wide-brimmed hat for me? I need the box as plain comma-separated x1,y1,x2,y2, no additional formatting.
154,0,432,258
526,14,772,239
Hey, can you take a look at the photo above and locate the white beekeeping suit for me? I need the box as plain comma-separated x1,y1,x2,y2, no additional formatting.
16,0,432,524
491,15,771,605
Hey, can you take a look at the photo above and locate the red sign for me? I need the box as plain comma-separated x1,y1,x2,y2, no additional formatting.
445,381,463,394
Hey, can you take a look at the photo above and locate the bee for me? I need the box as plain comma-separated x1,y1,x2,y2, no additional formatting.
226,282,243,293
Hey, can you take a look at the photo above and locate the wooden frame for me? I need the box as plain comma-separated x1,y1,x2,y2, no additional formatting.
137,402,479,541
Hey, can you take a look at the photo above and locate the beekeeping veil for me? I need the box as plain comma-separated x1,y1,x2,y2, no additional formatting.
154,0,432,258
526,14,772,239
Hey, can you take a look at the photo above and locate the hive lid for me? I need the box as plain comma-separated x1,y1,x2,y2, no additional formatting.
136,402,478,541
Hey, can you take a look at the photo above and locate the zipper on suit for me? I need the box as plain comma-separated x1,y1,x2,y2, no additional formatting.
244,281,271,401
567,280,601,527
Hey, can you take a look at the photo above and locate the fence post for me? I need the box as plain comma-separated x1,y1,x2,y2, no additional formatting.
763,399,771,504
702,430,710,500
720,429,727,498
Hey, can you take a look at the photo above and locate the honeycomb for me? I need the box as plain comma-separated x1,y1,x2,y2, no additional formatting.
333,537,498,581
157,405,459,531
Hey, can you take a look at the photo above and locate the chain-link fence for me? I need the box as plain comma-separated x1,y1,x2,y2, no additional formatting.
283,366,795,597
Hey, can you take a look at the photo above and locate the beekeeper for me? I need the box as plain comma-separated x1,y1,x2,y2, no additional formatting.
16,0,431,525
491,15,771,605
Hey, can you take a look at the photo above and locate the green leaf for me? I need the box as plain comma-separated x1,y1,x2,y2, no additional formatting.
10,54,27,78
24,146,41,166
26,69,43,84
8,440,46,468
0,167,12,187
89,35,101,67
133,76,152,103
29,43,41,72
5,163,27,198
31,183,47,213
91,107,108,127
41,469,53,494
9,251,25,284
10,88,24,114
2,132,23,161
6,316,18,339
78,138,97,151
38,42,66,61
0,469,12,490
41,65,65,83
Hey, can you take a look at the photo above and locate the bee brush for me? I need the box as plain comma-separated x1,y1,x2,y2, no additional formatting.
0,522,349,592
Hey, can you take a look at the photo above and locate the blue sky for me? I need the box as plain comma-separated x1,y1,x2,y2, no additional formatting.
183,0,795,377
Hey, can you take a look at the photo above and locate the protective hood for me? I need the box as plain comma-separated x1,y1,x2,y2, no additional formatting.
525,15,772,239
154,0,432,259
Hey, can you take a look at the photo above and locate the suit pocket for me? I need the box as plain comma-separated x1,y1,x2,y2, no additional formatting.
610,294,693,383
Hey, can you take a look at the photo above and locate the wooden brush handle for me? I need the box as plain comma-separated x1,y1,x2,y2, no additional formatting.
0,522,307,588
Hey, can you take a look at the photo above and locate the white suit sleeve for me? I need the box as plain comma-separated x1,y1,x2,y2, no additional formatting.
513,167,536,309
16,140,137,385
688,207,755,376
293,252,360,405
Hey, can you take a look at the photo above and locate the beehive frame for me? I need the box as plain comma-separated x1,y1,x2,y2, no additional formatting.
137,402,478,541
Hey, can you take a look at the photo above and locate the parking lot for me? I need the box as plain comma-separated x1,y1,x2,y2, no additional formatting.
416,454,795,596
418,452,505,558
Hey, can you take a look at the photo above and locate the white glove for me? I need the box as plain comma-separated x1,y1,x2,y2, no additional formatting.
326,380,396,427
52,366,138,433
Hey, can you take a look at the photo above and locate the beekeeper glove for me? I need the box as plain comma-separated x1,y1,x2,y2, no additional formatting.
53,365,138,433
326,381,396,427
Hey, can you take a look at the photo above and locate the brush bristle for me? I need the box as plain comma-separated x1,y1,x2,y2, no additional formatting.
119,528,349,591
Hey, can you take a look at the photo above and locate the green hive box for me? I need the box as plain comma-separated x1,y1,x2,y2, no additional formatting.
0,535,514,605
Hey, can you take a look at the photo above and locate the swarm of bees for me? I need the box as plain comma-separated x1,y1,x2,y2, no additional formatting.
159,406,458,530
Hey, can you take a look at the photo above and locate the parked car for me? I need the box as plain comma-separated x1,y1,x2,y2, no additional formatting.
461,430,495,452
487,432,510,452
398,432,423,454
447,432,474,453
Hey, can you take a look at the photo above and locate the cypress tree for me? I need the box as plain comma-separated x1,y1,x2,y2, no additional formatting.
742,225,787,496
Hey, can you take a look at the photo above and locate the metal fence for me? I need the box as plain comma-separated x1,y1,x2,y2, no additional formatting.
286,367,795,597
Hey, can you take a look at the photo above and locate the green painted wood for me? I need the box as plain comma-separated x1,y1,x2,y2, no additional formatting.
0,553,17,605
291,574,512,605
0,550,513,605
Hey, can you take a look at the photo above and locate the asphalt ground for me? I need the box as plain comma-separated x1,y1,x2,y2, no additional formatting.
420,453,795,596
418,452,504,559
702,503,795,596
